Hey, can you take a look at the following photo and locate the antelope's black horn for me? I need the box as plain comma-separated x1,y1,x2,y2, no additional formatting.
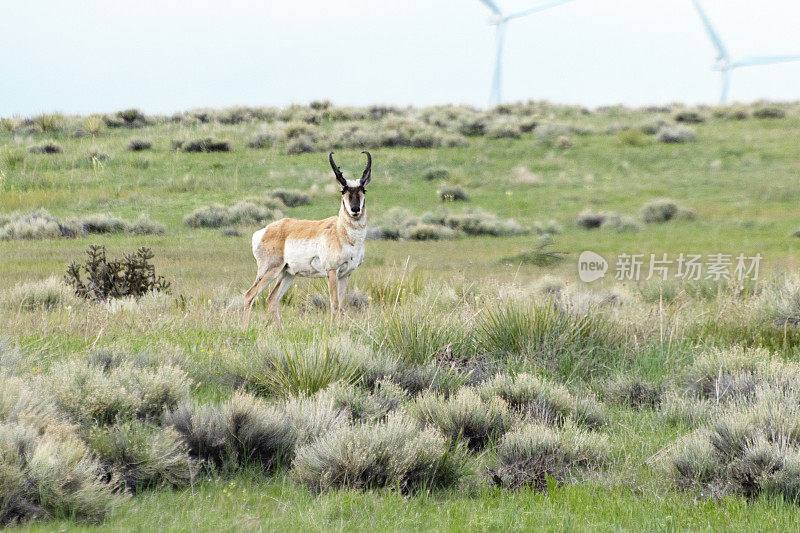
329,152,346,186
360,151,372,183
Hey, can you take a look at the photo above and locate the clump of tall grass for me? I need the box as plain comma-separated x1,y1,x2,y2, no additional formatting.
228,334,367,398
486,120,521,139
639,198,695,223
488,422,610,490
423,167,450,181
381,307,471,364
438,184,469,202
292,413,468,493
246,133,276,149
2,276,80,311
412,388,513,449
106,109,149,128
656,126,695,143
480,373,606,430
617,129,648,147
475,301,621,378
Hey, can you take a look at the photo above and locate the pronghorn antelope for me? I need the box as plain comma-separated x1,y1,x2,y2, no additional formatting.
242,151,372,328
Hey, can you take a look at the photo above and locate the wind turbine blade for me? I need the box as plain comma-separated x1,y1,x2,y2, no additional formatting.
506,0,574,20
731,55,800,68
720,70,731,104
478,0,503,16
490,22,506,106
690,0,729,61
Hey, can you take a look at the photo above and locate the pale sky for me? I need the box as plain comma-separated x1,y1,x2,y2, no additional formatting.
2,0,800,116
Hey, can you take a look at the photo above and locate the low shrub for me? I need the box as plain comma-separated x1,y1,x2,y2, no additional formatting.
323,379,406,423
81,214,130,234
438,184,469,202
412,388,513,449
617,129,648,147
752,106,786,119
88,421,194,491
576,210,618,230
639,198,694,223
2,276,80,311
511,166,543,185
488,423,610,490
129,214,166,235
292,413,468,493
181,138,230,153
486,120,521,139
673,110,705,123
166,391,295,473
280,393,349,446
656,126,695,143
0,422,124,525
28,141,62,155
423,167,450,181
759,274,800,326
603,376,662,409
65,245,171,301
246,133,276,149
285,135,315,155
183,202,281,228
480,373,606,430
127,139,152,151
267,188,311,207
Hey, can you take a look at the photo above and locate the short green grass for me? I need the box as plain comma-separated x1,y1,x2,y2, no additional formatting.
4,102,800,531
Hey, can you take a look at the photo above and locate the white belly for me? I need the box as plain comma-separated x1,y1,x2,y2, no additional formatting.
284,238,327,277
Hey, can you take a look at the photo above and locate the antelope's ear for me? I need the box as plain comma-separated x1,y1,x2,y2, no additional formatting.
329,152,347,188
359,151,372,188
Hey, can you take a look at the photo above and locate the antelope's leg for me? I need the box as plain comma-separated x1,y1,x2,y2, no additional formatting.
266,271,294,330
243,264,285,327
327,270,340,315
337,273,350,313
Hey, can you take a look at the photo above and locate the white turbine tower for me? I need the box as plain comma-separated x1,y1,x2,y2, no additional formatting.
478,0,575,106
691,0,800,104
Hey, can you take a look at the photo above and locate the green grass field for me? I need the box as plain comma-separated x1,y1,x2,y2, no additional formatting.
3,102,800,531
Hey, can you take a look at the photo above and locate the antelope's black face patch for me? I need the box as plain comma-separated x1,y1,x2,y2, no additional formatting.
342,186,365,216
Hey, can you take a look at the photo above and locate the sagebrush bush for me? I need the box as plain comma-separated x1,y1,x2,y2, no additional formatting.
246,133,276,149
617,129,647,147
3,276,80,311
324,379,407,422
413,388,513,449
181,138,230,153
44,359,190,426
489,423,610,490
753,106,786,119
127,139,152,151
88,421,194,491
438,184,469,202
285,135,316,155
268,188,311,207
603,375,662,409
422,167,450,181
129,214,166,235
183,202,281,228
666,385,800,502
576,209,617,230
480,373,606,429
673,110,705,123
656,126,695,143
758,274,800,326
28,142,62,154
486,120,521,139
0,422,124,525
81,213,130,234
292,413,468,493
639,198,694,224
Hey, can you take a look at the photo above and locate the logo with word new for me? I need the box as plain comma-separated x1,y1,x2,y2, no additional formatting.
578,251,608,283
